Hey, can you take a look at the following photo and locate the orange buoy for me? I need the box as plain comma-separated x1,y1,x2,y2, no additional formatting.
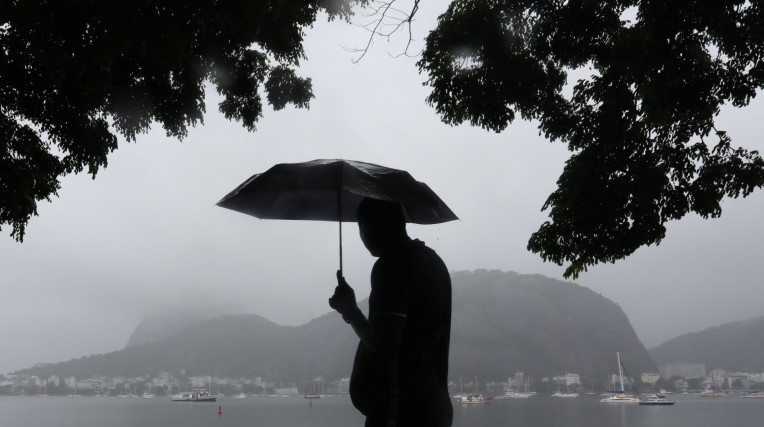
217,405,223,416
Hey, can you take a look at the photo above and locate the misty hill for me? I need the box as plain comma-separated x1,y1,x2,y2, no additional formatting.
650,316,764,372
125,308,234,348
18,270,655,381
448,270,655,379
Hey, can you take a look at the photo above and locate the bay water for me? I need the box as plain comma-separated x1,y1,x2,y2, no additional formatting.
1,394,762,427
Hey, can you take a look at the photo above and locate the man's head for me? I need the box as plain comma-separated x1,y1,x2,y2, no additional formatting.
357,198,407,256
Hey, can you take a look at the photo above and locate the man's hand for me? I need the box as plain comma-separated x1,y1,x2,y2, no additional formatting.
329,270,362,323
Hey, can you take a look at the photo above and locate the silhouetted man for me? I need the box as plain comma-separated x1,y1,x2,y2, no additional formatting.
329,198,453,427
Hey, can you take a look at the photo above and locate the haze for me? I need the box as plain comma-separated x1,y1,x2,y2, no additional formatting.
2,4,763,374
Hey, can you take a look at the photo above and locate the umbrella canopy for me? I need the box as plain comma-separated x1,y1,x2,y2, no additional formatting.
216,159,458,272
216,159,458,224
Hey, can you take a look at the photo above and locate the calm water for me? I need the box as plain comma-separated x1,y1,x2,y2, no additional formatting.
1,394,763,427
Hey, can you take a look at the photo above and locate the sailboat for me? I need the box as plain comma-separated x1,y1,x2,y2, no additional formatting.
552,372,578,398
698,369,724,397
551,385,578,397
456,376,493,404
600,352,640,403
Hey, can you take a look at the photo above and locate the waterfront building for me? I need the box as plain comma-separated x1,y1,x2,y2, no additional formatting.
338,378,350,395
641,373,660,385
658,362,706,380
47,375,60,387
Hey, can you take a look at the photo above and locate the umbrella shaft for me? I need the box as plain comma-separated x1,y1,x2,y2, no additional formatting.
338,189,343,275
339,220,343,274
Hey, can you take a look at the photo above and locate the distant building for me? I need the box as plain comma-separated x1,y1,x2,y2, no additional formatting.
641,373,660,385
658,362,706,379
274,386,299,395
338,378,350,395
552,373,580,387
610,374,633,389
191,376,212,388
727,374,748,389
65,377,77,388
76,379,103,393
152,372,172,388
568,373,581,386
48,375,60,387
673,379,688,391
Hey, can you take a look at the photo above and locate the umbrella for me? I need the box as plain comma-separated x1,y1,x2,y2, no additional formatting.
216,159,458,272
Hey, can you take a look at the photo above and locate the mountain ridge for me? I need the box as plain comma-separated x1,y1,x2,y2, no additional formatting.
650,315,764,372
17,270,656,381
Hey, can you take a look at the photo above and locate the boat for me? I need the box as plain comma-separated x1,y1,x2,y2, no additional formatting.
171,389,217,402
552,372,579,398
601,393,640,403
456,376,492,404
700,369,725,397
457,393,493,404
234,393,247,399
600,352,640,404
503,391,532,398
639,394,675,405
304,394,321,399
742,391,764,398
552,373,578,398
551,391,579,398
699,389,724,398
142,393,155,399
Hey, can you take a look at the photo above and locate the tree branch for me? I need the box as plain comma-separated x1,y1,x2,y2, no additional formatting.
343,0,421,63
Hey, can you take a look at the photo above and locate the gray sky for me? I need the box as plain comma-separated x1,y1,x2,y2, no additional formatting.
2,3,763,374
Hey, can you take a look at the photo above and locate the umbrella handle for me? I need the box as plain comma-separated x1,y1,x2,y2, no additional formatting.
339,220,343,275
338,189,343,275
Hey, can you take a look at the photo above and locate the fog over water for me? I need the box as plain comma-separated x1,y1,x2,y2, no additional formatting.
2,3,763,374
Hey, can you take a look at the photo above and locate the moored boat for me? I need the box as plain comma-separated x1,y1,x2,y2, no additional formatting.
600,352,639,404
742,391,764,398
171,389,217,402
601,393,640,403
639,394,675,405
457,393,493,404
699,389,724,398
552,391,579,398
503,391,532,398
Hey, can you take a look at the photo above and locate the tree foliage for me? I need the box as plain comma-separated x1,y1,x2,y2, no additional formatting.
3,1,764,278
419,0,764,278
0,0,359,240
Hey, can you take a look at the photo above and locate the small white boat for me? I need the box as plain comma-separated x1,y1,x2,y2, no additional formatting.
457,393,493,404
234,393,247,399
639,394,675,405
552,392,579,398
503,391,532,398
171,389,217,402
742,392,764,399
601,393,640,403
142,393,155,399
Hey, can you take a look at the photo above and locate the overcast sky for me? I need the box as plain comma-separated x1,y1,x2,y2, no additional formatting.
2,3,763,374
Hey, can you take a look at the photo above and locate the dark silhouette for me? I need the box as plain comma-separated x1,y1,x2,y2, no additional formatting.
329,198,453,427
